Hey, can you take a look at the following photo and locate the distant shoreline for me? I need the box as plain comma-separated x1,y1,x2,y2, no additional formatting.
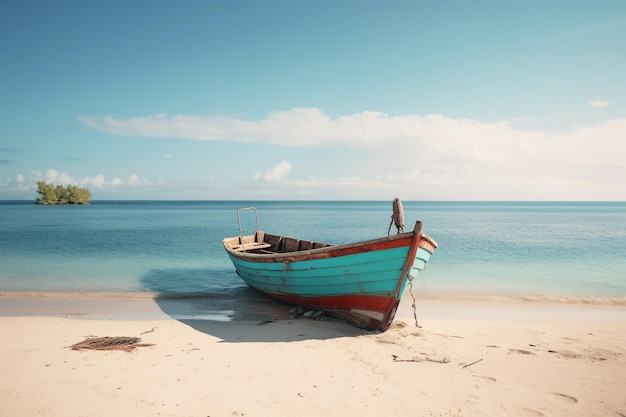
35,201,90,205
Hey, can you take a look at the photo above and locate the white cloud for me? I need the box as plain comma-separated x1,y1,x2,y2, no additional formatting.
82,108,490,146
78,109,622,157
46,169,74,185
75,108,626,199
2,170,151,195
128,174,149,187
587,99,613,108
90,175,105,187
0,109,603,200
254,161,292,181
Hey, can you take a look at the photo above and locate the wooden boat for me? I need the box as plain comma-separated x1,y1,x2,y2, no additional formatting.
222,200,437,331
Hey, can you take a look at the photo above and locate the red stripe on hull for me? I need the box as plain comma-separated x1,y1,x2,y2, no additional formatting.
257,291,400,331
273,293,394,312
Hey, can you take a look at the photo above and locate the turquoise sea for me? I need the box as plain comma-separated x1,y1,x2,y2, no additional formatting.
1,201,625,303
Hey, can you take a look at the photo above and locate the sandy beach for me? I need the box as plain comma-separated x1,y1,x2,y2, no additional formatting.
1,293,625,417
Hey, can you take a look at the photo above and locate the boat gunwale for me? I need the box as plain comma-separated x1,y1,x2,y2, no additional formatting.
223,228,436,264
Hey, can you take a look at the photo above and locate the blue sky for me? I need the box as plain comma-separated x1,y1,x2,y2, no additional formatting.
2,0,625,200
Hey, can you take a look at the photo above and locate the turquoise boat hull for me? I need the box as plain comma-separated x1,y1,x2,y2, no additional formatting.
223,221,437,331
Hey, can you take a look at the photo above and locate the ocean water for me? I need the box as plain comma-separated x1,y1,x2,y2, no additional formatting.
1,201,625,302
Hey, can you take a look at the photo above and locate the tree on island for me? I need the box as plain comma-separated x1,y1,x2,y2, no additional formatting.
36,181,92,205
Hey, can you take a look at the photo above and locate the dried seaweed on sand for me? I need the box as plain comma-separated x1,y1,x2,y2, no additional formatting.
69,336,154,352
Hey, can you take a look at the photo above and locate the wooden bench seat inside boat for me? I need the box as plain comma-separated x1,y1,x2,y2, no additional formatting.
278,237,331,252
233,242,272,252
232,242,272,251
227,231,333,254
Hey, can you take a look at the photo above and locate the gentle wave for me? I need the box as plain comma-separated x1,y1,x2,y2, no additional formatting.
0,289,254,300
3,289,625,306
414,290,626,306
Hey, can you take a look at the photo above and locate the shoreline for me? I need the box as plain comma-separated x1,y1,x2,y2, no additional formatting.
2,289,625,324
3,288,626,303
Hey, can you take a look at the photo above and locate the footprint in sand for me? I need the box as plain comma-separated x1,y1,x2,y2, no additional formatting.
555,350,582,359
516,408,546,416
508,348,534,355
548,392,578,404
474,375,497,383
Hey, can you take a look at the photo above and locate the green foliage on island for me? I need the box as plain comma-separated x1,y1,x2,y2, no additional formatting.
36,181,92,205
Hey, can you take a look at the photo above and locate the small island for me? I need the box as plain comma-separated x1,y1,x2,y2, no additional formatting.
35,180,92,205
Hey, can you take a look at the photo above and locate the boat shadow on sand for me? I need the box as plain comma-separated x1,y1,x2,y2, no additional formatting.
141,268,368,343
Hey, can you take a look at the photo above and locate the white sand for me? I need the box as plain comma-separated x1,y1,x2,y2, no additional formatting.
1,295,625,417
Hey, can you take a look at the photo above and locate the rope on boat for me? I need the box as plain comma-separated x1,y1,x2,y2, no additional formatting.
407,263,430,329
407,272,420,329
388,197,405,235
